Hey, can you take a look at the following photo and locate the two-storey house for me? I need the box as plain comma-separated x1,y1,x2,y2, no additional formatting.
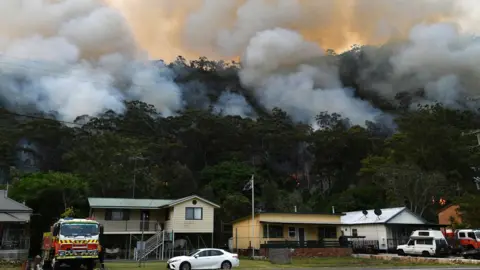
88,195,220,260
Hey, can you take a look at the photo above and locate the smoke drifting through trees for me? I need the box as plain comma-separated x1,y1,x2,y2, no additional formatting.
1,0,480,127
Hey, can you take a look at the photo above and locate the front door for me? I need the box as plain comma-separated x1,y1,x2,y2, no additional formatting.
140,210,150,231
191,250,211,269
298,228,305,247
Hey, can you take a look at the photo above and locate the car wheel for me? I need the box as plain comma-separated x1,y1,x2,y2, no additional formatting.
180,262,191,270
397,249,405,256
221,261,232,269
421,251,430,257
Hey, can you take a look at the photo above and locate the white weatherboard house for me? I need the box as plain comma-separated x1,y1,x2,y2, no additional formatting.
340,207,443,251
87,194,220,260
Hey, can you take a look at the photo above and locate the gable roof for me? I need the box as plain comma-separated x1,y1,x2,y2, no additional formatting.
341,207,427,225
88,198,173,209
165,195,220,208
88,195,220,209
0,190,33,213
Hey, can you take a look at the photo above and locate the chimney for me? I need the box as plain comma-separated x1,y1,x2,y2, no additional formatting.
332,206,335,214
294,206,297,213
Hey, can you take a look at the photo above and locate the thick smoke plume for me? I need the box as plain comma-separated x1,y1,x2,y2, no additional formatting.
1,0,480,127
0,0,183,121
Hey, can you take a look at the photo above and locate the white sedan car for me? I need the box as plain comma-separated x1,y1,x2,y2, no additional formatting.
167,248,240,270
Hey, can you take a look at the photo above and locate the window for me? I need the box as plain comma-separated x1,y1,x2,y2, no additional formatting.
407,240,414,246
288,227,296,238
197,250,209,257
416,239,433,245
210,250,224,256
352,229,358,237
418,231,430,236
185,207,203,220
436,239,448,248
318,226,337,238
263,225,283,238
459,232,466,238
104,209,129,221
468,232,476,239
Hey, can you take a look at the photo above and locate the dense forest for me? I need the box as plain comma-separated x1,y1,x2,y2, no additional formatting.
2,53,480,252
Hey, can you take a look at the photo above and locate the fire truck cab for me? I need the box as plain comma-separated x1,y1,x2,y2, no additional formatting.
445,229,480,252
42,217,104,270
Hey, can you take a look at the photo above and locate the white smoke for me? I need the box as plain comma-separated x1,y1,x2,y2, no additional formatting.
4,0,480,126
0,0,183,121
370,22,480,109
240,28,380,126
213,91,254,118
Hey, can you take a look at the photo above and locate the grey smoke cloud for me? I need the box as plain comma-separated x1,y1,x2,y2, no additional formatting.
2,0,480,127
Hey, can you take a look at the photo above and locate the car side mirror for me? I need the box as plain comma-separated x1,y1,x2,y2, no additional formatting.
194,255,199,259
99,225,104,235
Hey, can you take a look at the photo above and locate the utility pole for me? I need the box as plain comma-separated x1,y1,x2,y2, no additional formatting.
251,174,254,258
129,156,145,199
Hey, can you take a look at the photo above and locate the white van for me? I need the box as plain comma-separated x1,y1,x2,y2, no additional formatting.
396,230,449,257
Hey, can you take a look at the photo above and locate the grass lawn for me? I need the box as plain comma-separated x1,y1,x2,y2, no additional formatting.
103,257,476,269
3,257,477,270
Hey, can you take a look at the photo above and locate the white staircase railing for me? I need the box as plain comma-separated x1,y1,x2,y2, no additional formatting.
135,230,171,261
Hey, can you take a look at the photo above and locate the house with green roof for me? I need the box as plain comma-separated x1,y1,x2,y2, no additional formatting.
87,195,220,260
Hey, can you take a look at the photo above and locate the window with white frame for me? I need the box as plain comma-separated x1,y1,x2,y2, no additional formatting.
185,207,203,220
288,227,296,238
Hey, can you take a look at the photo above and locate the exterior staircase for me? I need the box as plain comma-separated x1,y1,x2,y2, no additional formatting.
135,230,170,261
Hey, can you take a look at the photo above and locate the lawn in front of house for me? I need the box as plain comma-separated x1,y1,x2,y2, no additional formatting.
103,256,473,269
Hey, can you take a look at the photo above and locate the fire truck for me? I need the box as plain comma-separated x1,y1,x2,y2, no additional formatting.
41,217,104,270
444,228,480,253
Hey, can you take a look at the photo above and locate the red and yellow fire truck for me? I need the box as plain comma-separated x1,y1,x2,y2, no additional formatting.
41,217,104,270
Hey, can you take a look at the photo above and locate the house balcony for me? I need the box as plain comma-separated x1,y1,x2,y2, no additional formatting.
98,220,161,234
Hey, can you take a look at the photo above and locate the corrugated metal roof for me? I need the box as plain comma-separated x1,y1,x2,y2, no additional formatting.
88,197,173,209
0,213,24,222
341,207,406,225
0,190,33,212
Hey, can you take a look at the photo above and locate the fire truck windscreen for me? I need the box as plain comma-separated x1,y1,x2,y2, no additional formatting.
476,231,480,239
60,223,99,237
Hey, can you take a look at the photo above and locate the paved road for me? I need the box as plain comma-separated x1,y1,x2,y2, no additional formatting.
265,268,480,270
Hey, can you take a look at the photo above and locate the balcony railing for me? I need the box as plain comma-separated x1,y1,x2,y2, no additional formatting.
99,220,160,233
0,237,30,250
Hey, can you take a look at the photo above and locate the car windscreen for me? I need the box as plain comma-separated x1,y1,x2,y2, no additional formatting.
475,231,480,239
435,239,448,247
188,249,200,256
60,223,99,237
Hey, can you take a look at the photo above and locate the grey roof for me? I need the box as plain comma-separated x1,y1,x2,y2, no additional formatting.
0,212,30,222
0,190,33,212
88,197,173,209
88,195,221,209
341,207,427,225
